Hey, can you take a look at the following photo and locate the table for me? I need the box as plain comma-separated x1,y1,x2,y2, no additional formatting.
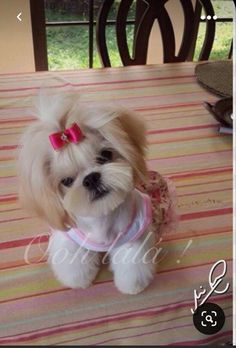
0,62,232,345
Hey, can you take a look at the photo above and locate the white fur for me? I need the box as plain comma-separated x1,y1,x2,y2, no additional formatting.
109,230,156,294
48,231,100,289
18,91,156,294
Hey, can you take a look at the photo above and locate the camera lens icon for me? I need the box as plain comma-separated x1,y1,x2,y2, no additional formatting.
206,315,213,322
201,311,217,327
193,303,225,335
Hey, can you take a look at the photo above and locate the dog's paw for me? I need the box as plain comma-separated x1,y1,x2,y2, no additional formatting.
48,231,100,290
56,271,94,289
116,278,151,295
114,263,155,295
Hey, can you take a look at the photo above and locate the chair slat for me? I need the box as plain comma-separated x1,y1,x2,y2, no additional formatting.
96,0,223,67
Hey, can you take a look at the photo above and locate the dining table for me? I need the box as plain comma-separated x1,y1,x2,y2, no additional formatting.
0,62,232,345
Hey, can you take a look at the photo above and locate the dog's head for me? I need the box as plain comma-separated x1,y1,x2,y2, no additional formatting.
18,92,148,230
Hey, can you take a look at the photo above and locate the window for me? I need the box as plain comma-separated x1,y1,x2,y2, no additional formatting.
44,0,136,69
31,0,234,71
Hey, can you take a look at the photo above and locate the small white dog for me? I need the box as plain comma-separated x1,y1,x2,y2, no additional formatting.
18,91,175,295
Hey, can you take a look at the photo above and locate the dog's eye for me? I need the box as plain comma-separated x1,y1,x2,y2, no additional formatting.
96,149,113,164
101,150,113,161
60,177,74,187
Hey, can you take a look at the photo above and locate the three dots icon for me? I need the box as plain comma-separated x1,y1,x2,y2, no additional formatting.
201,15,218,20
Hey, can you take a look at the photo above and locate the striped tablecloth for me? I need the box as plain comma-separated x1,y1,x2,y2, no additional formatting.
0,62,232,345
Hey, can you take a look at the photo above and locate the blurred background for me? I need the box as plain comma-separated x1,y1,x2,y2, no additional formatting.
0,0,234,73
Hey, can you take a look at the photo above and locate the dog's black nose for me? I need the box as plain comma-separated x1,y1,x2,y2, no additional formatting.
83,172,101,190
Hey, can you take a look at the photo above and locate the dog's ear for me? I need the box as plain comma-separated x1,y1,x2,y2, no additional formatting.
98,109,148,184
118,109,147,158
18,122,71,231
118,110,148,184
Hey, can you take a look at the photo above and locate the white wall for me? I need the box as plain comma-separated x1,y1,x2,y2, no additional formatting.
0,0,35,73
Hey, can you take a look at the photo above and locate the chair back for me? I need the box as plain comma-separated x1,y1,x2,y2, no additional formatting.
96,0,216,67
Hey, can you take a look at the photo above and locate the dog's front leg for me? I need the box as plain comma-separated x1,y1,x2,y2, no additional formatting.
48,231,100,289
109,230,156,294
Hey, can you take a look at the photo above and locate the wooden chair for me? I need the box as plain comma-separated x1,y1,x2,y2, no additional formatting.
96,0,220,67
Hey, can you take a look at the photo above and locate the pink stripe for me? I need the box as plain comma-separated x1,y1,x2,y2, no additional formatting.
0,132,21,136
147,123,218,135
181,207,232,221
149,149,231,162
0,234,49,250
178,187,232,198
0,196,18,202
0,106,35,110
165,229,231,242
0,216,32,224
0,195,17,203
146,112,213,122
0,260,46,272
135,100,215,112
0,126,26,130
177,178,232,189
0,118,34,124
0,83,72,93
148,134,224,146
0,145,18,150
0,175,16,179
0,208,20,213
0,286,68,305
167,167,232,179
158,258,232,274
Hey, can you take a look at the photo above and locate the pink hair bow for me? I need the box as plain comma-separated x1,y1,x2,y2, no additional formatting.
49,123,84,150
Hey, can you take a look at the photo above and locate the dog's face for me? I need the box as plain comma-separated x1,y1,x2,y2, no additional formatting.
52,129,135,219
18,93,147,230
